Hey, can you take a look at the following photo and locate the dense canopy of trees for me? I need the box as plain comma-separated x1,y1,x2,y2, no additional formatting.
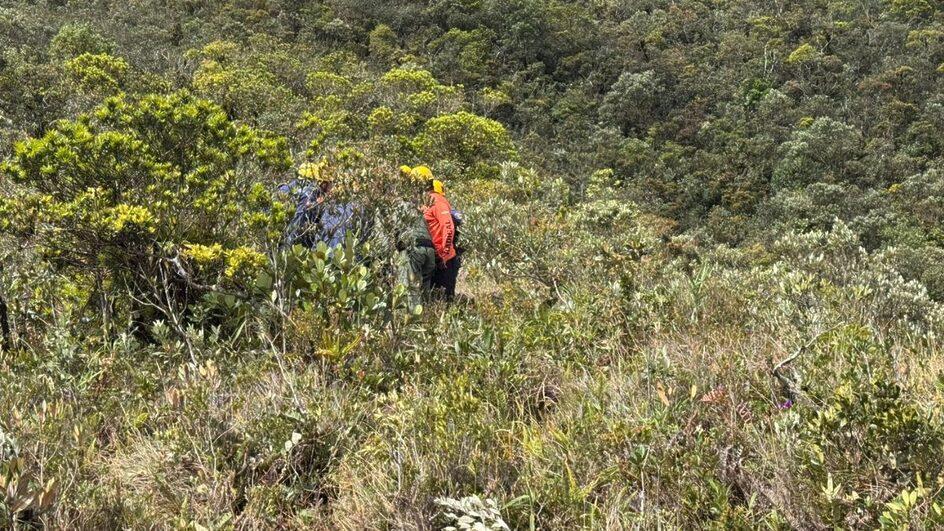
6,0,943,250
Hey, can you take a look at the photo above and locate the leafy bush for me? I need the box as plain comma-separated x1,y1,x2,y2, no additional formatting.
48,23,114,60
413,111,516,178
773,117,864,191
1,91,290,331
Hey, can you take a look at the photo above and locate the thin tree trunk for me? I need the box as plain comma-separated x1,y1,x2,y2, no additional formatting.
0,293,9,353
0,264,8,352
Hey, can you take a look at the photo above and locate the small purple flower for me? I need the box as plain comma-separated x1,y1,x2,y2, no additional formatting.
778,399,794,410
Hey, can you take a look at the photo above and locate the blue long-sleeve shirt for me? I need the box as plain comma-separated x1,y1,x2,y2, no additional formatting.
278,180,355,248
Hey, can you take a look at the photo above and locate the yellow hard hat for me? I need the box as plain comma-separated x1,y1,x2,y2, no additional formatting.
432,179,445,194
298,161,330,182
399,165,413,175
410,165,434,182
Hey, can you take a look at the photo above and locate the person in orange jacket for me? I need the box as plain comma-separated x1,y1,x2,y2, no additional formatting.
426,189,456,266
409,166,456,264
427,178,464,301
407,166,458,299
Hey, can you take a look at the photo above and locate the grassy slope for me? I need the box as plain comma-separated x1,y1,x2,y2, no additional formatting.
2,210,944,529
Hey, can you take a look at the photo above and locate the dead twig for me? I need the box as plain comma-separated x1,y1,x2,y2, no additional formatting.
772,327,838,402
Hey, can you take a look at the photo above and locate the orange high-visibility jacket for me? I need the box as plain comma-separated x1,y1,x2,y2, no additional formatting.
424,192,456,263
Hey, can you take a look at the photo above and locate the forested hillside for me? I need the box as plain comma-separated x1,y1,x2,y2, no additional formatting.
2,0,944,528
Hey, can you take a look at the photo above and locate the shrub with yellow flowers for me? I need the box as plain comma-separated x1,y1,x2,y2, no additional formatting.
0,90,291,325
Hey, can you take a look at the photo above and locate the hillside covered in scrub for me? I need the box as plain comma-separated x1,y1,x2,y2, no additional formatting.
2,0,944,528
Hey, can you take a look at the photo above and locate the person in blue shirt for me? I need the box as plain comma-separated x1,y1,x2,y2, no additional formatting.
279,162,356,249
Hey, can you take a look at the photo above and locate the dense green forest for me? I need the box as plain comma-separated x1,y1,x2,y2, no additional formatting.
2,0,944,528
